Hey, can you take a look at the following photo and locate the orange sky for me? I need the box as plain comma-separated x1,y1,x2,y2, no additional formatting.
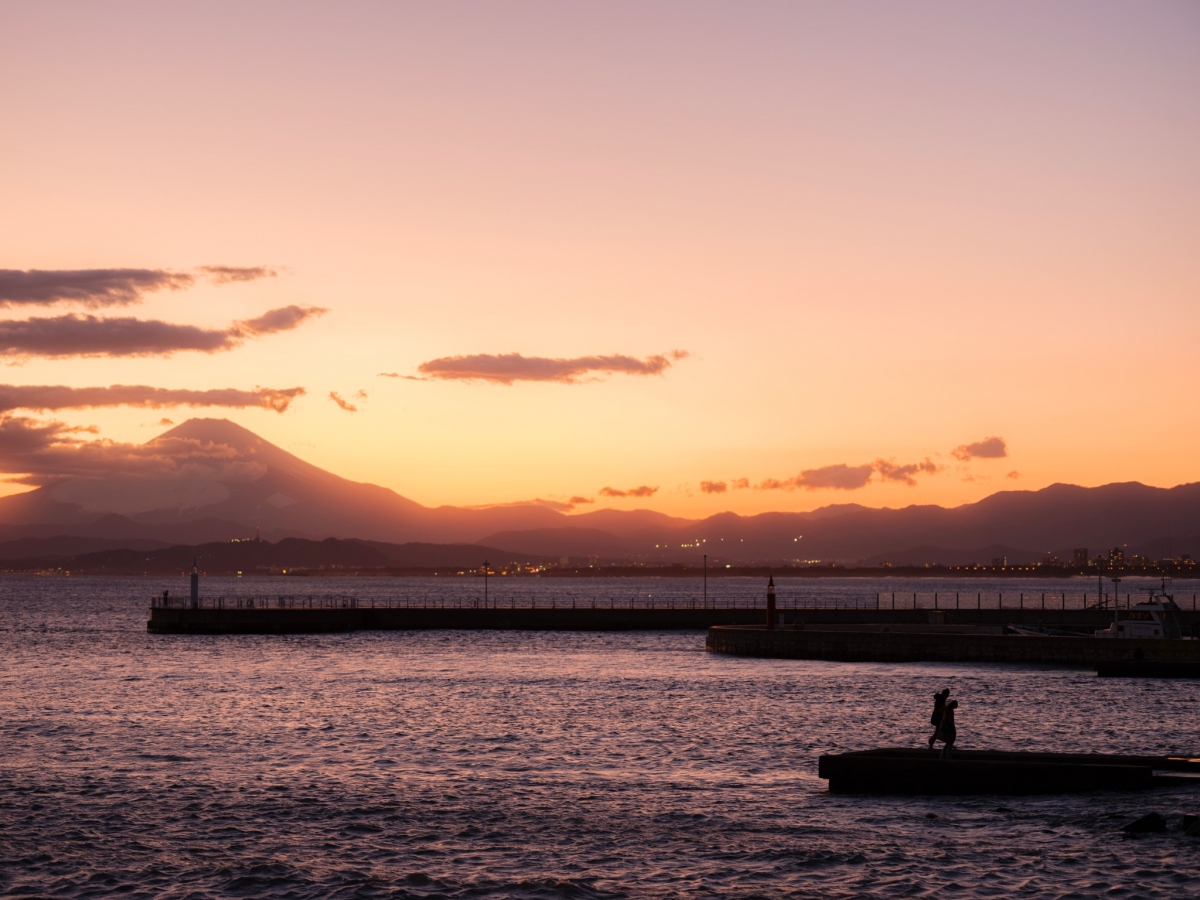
1,2,1198,517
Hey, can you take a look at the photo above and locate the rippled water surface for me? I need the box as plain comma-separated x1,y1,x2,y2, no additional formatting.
2,575,1199,898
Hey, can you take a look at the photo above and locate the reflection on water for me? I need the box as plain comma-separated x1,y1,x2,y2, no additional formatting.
2,576,1198,898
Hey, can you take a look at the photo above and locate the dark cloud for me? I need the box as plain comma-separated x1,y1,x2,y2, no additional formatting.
415,350,689,384
755,463,874,492
0,268,193,308
568,496,594,506
232,305,327,338
0,306,326,359
794,464,875,491
329,391,358,412
953,436,1008,461
755,478,791,490
874,457,941,486
700,480,727,494
755,455,944,492
198,266,277,284
599,485,659,498
0,384,304,414
0,265,278,308
0,414,250,484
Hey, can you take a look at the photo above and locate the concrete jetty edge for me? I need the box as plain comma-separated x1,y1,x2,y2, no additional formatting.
706,625,1200,665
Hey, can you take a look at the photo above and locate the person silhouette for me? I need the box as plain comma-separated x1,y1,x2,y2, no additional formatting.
932,699,958,759
928,688,950,749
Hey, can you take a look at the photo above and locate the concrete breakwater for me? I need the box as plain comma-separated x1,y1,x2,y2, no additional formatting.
818,749,1200,795
146,603,1199,635
149,605,775,634
706,624,1200,665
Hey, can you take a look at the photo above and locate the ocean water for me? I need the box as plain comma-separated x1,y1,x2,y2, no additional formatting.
2,575,1199,899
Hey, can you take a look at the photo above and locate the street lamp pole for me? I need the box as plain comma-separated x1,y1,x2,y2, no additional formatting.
703,554,707,609
484,559,489,608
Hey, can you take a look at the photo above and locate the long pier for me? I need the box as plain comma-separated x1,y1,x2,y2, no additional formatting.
146,592,1200,635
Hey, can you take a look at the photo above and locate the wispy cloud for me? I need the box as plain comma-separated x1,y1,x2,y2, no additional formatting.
0,266,277,308
700,480,727,494
197,266,277,284
414,350,689,384
599,485,658,498
569,495,594,506
0,384,305,414
874,457,941,486
465,496,578,512
952,436,1008,461
1007,470,1020,480
232,305,326,338
0,306,326,359
329,391,358,412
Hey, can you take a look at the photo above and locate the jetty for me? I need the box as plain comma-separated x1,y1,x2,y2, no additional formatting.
1096,659,1200,678
818,748,1200,795
706,624,1200,665
147,568,1200,636
145,594,1200,635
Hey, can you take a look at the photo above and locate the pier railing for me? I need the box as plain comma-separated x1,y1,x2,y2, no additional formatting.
150,590,1199,612
873,591,1199,612
150,594,864,611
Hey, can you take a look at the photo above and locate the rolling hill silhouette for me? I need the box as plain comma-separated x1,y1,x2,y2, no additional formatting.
0,418,1197,564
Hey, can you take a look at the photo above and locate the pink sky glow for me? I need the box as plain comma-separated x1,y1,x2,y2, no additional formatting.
1,1,1197,516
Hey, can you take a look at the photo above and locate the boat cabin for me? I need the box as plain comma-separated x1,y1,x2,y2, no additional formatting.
1095,594,1185,640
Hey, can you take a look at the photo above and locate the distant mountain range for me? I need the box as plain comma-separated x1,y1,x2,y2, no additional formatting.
0,536,538,575
0,418,1197,566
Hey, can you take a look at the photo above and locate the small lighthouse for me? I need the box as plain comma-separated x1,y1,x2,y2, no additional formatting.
189,557,199,608
766,574,776,631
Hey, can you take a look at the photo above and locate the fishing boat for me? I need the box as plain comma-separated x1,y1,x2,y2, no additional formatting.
1094,579,1190,640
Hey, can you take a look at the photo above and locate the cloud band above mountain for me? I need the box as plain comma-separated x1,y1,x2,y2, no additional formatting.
754,458,941,492
0,384,305,414
0,306,326,358
599,485,658,498
730,436,1004,494
0,414,247,484
0,266,276,307
415,350,689,384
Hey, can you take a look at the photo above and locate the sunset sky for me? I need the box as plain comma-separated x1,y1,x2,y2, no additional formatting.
2,1,1197,517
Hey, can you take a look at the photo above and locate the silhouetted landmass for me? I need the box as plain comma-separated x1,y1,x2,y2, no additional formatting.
478,527,632,559
0,535,170,559
0,419,1197,566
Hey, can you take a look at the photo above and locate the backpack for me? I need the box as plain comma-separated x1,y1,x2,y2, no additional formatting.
930,697,945,727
